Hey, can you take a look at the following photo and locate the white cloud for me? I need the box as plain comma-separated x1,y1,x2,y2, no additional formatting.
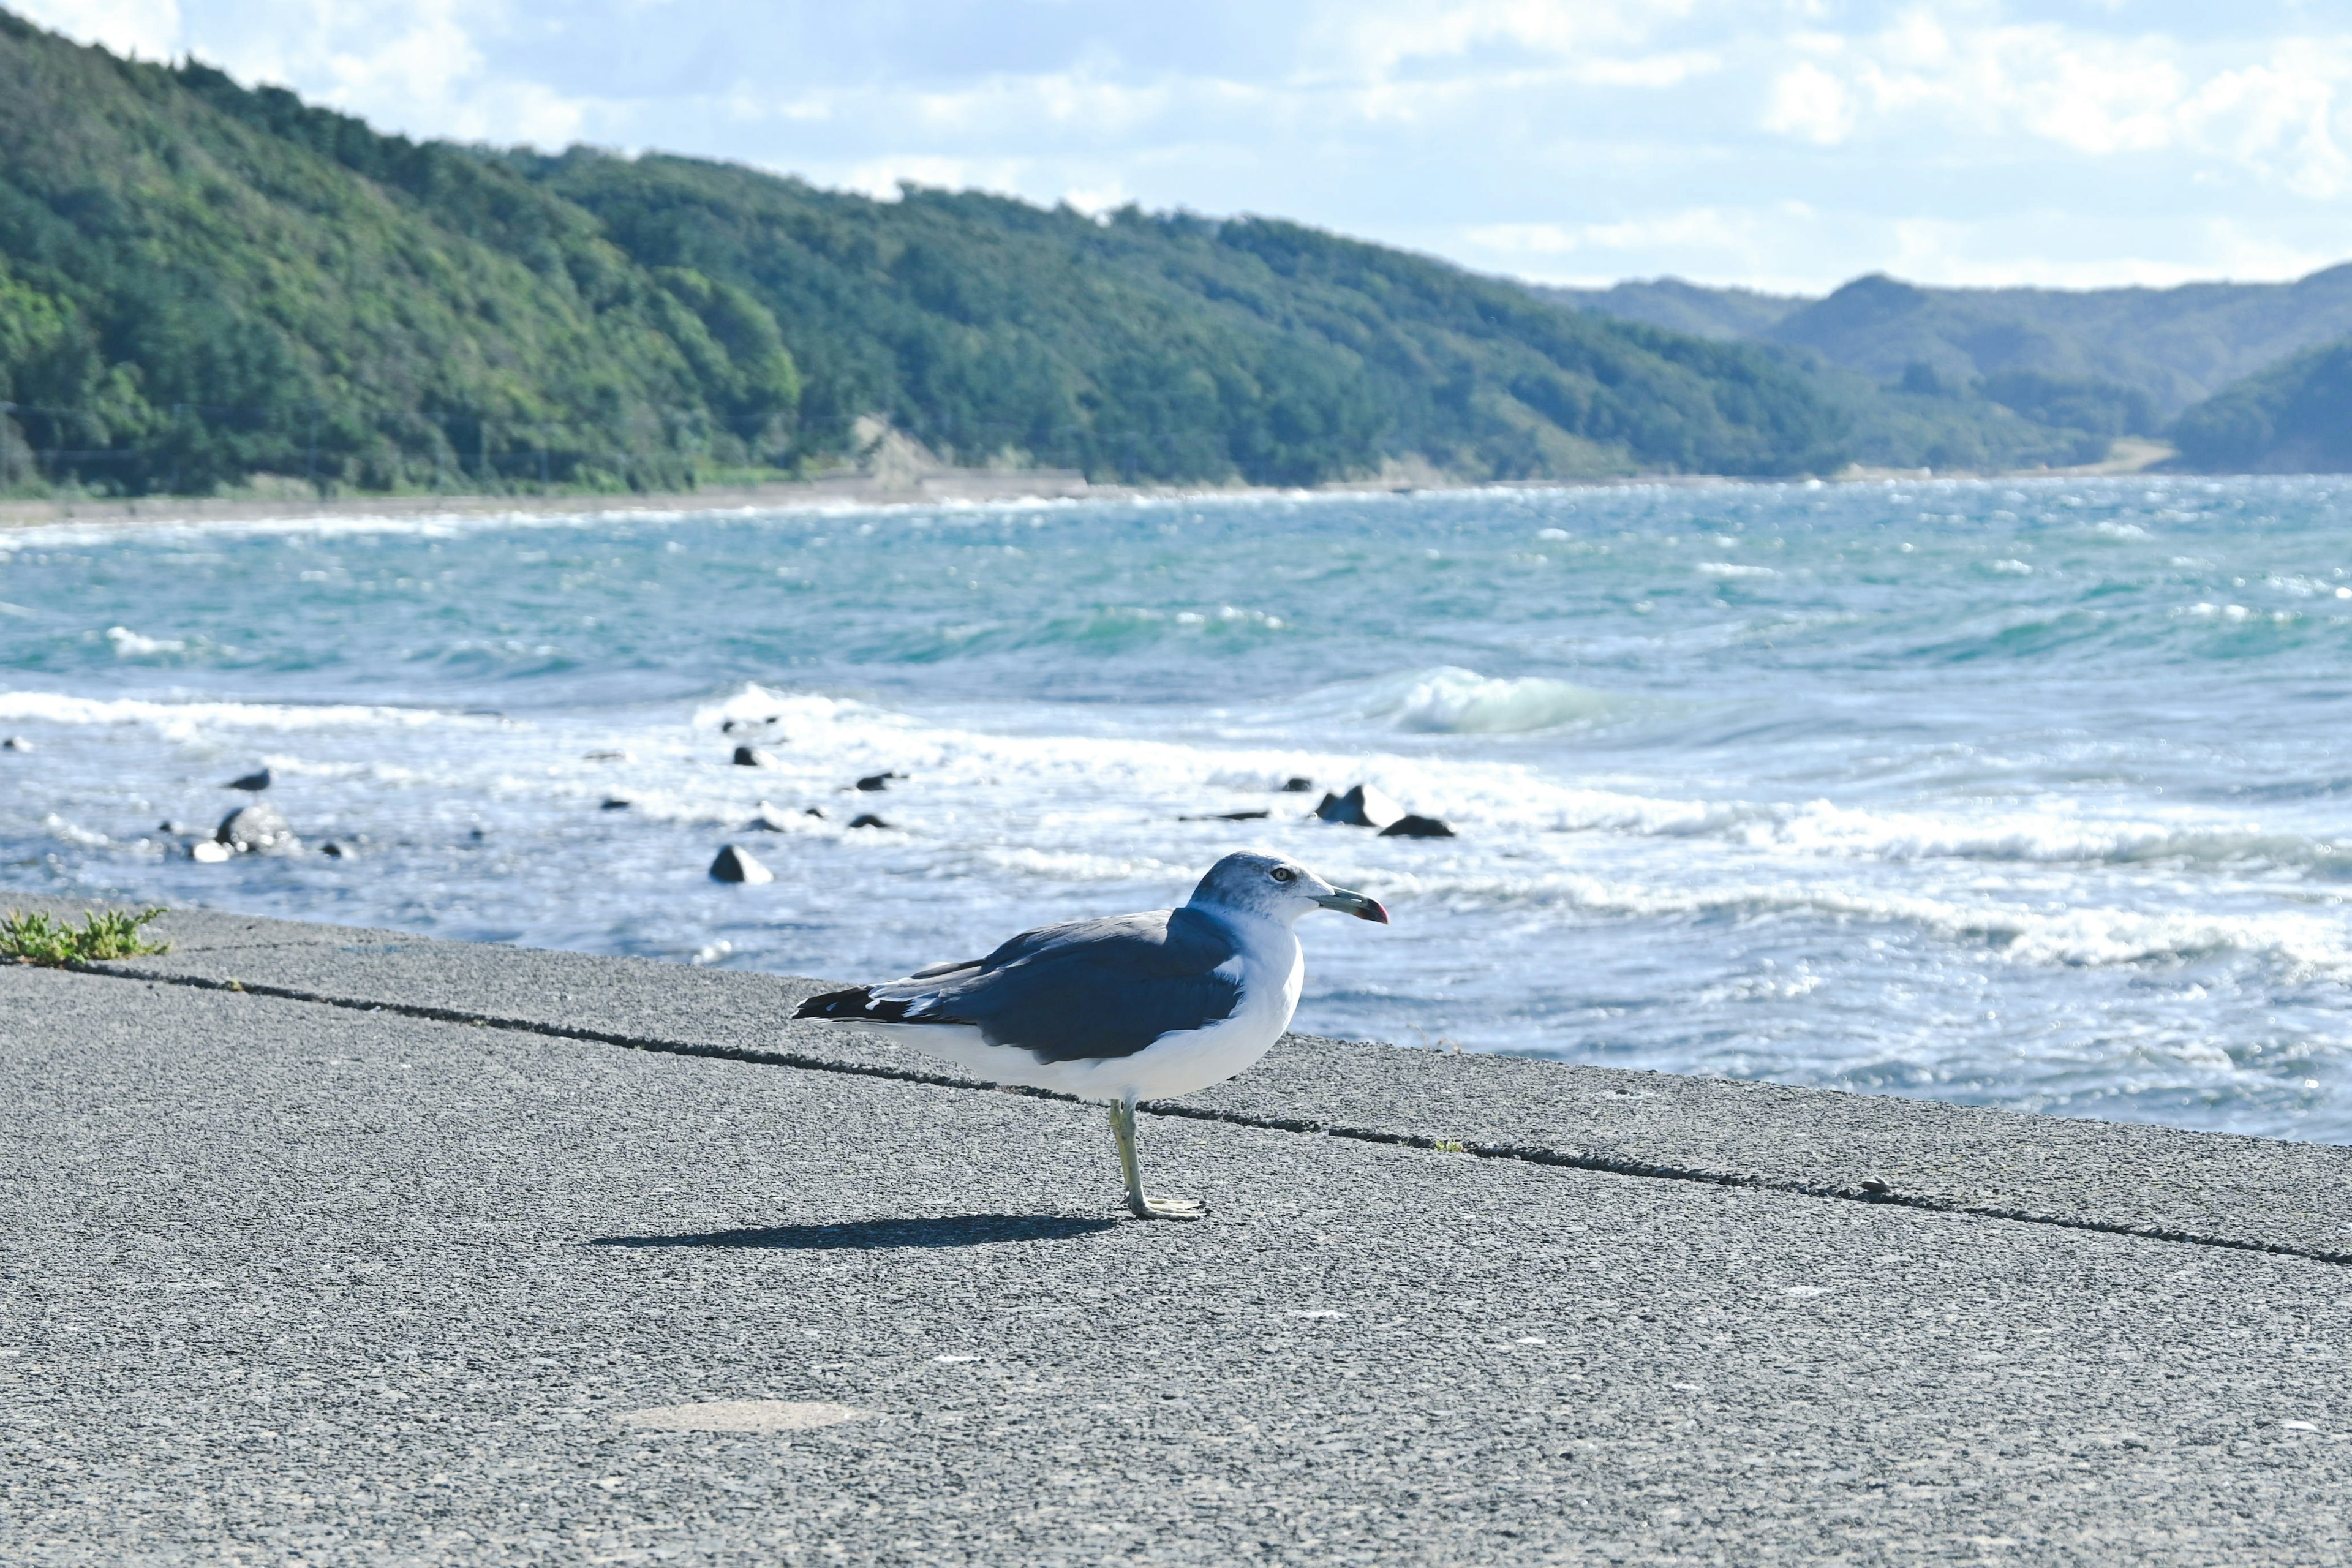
1763,61,1855,144
13,0,183,56
840,155,1037,202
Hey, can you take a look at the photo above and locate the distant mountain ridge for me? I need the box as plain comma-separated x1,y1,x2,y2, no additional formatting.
1540,267,2352,474
1540,268,2352,418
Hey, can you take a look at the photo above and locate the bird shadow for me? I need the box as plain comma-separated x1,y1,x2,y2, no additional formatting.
587,1213,1119,1252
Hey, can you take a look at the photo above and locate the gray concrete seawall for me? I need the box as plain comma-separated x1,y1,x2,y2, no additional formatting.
4,898,2350,1563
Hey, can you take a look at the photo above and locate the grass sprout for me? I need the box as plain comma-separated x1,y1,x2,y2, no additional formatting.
1,907,171,966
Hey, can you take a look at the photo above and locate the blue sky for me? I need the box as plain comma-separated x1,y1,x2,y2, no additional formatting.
26,1,2352,293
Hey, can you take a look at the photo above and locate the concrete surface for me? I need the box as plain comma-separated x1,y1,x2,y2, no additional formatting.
3,903,2351,1564
19,897,2352,1262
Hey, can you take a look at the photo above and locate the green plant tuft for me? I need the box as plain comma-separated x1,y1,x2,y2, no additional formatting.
1,908,172,966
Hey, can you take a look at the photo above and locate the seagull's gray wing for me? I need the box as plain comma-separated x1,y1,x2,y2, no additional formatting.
844,907,1245,1063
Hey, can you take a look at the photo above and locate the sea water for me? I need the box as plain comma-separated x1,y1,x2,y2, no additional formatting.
4,477,2350,1141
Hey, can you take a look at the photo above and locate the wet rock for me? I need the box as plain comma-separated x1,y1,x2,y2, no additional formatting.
600,798,631,811
319,841,353,859
733,745,778,767
803,807,827,820
1,736,29,752
1379,814,1455,839
584,749,630,762
1314,783,1404,830
709,845,774,884
1180,809,1271,821
856,772,903,792
848,813,890,830
216,801,298,854
1280,777,1313,792
745,802,796,831
189,840,232,864
225,767,272,792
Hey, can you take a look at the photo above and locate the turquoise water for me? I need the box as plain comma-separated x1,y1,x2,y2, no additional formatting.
6,477,2351,1140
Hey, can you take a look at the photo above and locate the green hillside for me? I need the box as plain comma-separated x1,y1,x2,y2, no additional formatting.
2169,339,2352,473
1541,274,2211,472
0,12,1847,496
0,15,796,496
1535,278,1806,342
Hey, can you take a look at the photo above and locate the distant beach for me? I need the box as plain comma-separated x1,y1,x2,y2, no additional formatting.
0,436,2180,537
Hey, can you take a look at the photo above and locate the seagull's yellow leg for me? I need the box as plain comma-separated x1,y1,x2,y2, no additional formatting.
1110,1097,1205,1221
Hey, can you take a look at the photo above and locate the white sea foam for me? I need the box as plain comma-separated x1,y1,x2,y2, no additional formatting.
0,690,496,742
679,683,2339,873
105,626,186,657
1389,668,1616,734
1695,562,1777,579
1733,797,2320,867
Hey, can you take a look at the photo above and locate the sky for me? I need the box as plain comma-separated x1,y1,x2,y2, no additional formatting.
21,0,2352,295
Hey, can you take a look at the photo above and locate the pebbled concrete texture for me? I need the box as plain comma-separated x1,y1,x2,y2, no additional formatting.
13,895,2352,1263
6,960,2352,1566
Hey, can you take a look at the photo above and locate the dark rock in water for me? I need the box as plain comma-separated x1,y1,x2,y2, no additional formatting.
849,813,890,830
709,844,775,884
804,807,827,820
1180,809,1271,821
721,719,740,734
1314,783,1404,829
1280,776,1314,792
225,767,272,792
733,745,778,767
600,798,631,811
319,841,352,859
584,748,629,761
216,801,297,854
744,802,795,831
856,772,903,792
1,736,29,752
469,827,487,842
1379,814,1456,839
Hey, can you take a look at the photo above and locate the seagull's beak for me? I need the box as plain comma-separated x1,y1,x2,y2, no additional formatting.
1314,887,1390,924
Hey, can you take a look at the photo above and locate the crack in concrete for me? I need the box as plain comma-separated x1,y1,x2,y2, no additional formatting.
72,959,2352,1269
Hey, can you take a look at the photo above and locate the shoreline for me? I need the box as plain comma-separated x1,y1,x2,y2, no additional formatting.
0,442,2182,535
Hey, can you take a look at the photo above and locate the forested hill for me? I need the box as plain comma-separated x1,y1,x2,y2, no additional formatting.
2169,338,2352,473
0,12,1846,496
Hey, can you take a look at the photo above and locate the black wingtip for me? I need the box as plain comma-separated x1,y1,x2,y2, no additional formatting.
794,986,877,1020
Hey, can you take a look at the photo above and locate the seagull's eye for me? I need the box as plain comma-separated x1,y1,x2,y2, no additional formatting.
1270,867,1297,884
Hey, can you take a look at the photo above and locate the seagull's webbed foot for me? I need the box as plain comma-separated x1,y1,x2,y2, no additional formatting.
1109,1099,1207,1223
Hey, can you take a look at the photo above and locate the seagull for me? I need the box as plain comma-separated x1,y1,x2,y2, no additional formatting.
793,850,1389,1219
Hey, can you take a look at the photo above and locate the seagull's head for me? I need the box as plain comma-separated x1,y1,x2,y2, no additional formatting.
1188,850,1389,928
